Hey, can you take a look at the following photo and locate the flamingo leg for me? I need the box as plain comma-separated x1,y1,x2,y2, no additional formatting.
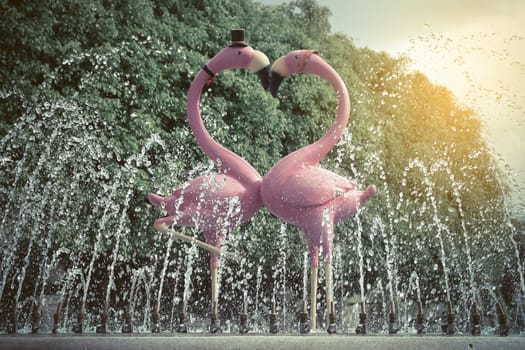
325,261,337,333
154,222,234,257
210,266,222,332
310,265,318,330
325,261,332,312
211,266,218,306
322,209,336,332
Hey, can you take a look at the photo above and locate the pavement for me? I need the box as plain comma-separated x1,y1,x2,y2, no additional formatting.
0,334,524,350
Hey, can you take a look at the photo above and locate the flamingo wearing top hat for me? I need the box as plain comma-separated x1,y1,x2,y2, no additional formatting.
147,30,270,332
261,50,377,332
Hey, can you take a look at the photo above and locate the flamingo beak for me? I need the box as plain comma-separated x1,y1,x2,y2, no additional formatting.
256,65,271,90
269,72,284,98
248,50,271,90
269,56,288,98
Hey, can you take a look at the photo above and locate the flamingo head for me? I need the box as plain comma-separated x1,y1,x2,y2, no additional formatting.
205,29,271,89
270,50,320,97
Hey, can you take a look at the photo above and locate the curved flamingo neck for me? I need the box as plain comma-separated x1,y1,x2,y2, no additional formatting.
292,61,350,166
187,70,261,186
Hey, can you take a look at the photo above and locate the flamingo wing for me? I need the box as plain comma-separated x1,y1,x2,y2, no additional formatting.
174,174,244,200
280,166,356,208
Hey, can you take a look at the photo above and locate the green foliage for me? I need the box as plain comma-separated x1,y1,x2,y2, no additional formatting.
1,0,519,327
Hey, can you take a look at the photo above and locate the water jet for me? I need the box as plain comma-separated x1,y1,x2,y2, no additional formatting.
239,297,249,334
356,301,367,335
269,301,279,334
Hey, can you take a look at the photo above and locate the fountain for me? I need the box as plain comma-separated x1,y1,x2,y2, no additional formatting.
1,28,524,350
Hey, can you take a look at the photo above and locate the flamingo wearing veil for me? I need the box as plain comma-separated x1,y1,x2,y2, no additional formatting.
261,50,377,332
147,30,270,332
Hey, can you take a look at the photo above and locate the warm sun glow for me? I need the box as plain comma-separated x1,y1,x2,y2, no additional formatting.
289,0,525,219
394,25,524,217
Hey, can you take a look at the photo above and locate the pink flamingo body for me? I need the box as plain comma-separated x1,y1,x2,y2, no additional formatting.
147,32,270,331
148,38,269,267
261,50,376,331
149,172,260,261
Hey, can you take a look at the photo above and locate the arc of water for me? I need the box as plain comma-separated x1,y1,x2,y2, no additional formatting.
59,268,85,330
0,128,61,302
272,223,288,330
127,268,140,324
502,207,525,299
403,159,452,303
80,181,121,323
446,165,479,307
139,267,155,331
12,136,81,330
355,213,366,304
468,148,525,320
104,189,133,323
430,157,482,308
0,143,30,241
372,217,398,325
254,263,264,325
29,200,64,331
408,271,422,305
169,251,185,331
154,233,174,326
29,148,83,331
182,244,198,310
404,271,423,329
342,133,370,307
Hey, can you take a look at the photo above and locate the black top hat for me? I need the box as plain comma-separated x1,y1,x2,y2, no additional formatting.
230,29,248,47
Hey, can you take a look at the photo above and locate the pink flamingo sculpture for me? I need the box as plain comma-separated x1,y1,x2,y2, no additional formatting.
261,50,377,332
147,30,270,332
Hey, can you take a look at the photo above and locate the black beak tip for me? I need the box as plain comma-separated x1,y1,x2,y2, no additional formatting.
256,65,271,90
269,72,284,98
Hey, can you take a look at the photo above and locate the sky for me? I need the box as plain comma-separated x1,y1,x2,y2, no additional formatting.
260,0,525,219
